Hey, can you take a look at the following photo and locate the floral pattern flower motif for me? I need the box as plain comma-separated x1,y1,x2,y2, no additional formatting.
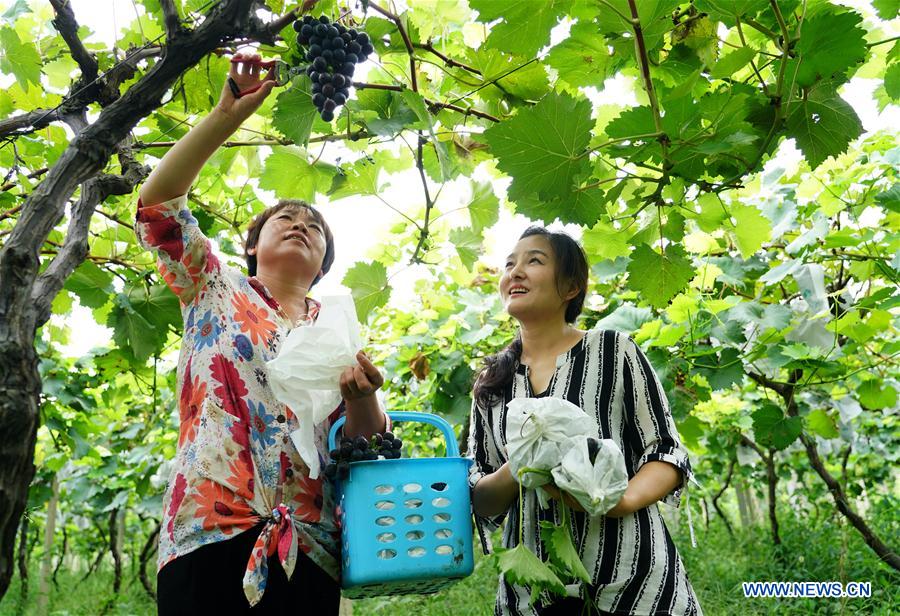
291,472,324,524
179,369,207,447
234,333,254,361
231,291,276,346
193,478,255,533
166,473,187,539
250,400,278,449
195,309,221,350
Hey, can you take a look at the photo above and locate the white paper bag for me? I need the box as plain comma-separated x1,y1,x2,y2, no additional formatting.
505,397,598,488
551,436,629,516
266,295,362,479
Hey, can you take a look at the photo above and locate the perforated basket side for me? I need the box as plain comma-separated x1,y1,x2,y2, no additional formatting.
341,575,467,599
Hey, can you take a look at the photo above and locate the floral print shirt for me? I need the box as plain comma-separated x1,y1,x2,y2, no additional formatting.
135,194,345,606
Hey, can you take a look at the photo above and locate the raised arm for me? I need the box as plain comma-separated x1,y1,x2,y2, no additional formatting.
139,53,277,206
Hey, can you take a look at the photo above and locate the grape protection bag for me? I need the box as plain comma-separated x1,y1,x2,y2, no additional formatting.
505,397,598,489
267,295,361,479
551,436,628,516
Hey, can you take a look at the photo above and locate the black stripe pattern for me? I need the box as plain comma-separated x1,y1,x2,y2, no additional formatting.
466,329,702,615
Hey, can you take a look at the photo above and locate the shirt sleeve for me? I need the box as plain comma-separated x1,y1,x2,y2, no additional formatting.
466,397,507,554
620,333,695,508
135,193,220,305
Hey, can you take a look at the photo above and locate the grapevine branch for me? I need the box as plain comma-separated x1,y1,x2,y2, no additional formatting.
747,371,900,571
711,458,735,537
626,0,671,203
410,133,434,264
739,435,781,545
368,2,417,92
353,81,500,121
413,41,482,75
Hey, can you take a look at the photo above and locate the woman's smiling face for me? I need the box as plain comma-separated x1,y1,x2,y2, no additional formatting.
500,234,571,322
250,206,327,283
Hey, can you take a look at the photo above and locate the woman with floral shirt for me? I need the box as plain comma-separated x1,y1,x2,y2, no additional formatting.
139,53,389,614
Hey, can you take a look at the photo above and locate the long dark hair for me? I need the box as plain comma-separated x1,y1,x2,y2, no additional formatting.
473,226,589,408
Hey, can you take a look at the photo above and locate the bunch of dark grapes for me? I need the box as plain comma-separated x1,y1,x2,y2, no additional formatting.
324,432,404,480
292,15,375,122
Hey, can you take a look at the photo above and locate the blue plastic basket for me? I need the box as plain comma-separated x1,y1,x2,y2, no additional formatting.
327,411,474,599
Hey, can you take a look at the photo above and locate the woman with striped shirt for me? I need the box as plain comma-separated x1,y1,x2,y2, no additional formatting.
467,227,702,615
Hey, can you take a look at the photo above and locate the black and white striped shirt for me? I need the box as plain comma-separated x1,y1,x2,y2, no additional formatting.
467,329,702,615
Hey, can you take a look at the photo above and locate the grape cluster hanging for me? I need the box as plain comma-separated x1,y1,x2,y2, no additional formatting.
293,15,374,122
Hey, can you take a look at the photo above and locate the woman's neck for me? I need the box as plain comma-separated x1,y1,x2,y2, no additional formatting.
518,318,581,364
255,270,311,322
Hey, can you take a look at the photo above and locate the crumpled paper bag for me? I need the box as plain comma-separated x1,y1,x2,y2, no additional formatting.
505,397,598,489
551,436,628,516
266,295,361,479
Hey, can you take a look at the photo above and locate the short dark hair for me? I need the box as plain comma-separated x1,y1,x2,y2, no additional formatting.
244,200,335,287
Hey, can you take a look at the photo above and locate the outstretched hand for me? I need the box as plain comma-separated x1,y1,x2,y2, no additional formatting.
214,52,277,123
339,351,385,401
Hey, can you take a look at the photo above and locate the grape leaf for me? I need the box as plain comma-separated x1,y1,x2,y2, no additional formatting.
469,49,551,102
467,181,499,233
516,187,603,227
272,78,317,147
696,348,744,391
108,295,162,364
449,227,482,271
471,0,571,57
785,81,863,169
126,284,183,336
626,244,696,309
400,90,451,181
342,261,391,322
484,92,592,206
874,184,900,213
64,261,114,309
731,203,771,258
259,146,333,201
727,301,792,332
546,20,610,88
693,0,761,25
790,9,867,88
582,220,632,260
690,193,728,233
0,26,41,90
353,88,417,136
494,543,567,603
539,521,591,583
872,0,899,20
710,46,757,79
857,379,898,409
884,62,900,101
328,158,382,199
806,409,839,439
593,304,654,333
596,0,681,52
1,0,31,23
605,106,655,140
752,404,803,450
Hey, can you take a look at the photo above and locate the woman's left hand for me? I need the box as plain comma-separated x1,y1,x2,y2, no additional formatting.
339,351,384,401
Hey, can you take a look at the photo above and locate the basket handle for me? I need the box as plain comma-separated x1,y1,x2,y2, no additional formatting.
327,411,460,457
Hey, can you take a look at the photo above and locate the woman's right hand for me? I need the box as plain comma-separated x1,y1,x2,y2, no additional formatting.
214,52,278,123
473,462,520,518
